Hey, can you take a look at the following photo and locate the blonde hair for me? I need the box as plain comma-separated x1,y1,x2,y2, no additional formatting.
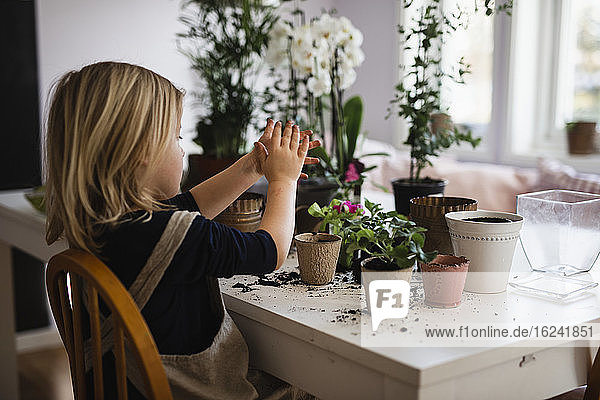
45,61,184,253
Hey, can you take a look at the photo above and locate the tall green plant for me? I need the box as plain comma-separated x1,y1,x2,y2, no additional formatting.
178,0,278,158
389,0,512,181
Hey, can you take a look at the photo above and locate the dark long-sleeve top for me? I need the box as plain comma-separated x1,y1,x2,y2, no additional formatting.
95,191,277,354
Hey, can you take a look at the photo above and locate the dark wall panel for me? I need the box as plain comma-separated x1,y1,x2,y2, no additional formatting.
0,0,42,190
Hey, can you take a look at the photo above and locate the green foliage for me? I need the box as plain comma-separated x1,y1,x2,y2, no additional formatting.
308,199,365,269
389,0,511,180
309,198,436,270
345,199,437,270
25,186,46,214
342,95,364,170
178,0,278,158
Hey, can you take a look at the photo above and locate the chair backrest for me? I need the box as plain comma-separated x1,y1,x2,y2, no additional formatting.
46,249,172,400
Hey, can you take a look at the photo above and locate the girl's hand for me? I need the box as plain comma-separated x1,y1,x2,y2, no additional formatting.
263,121,310,183
251,119,320,179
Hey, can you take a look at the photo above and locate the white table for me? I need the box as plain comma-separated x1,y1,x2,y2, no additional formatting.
219,190,600,400
1,189,599,400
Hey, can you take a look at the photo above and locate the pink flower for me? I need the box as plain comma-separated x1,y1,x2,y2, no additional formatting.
348,203,363,213
332,200,362,214
344,163,361,183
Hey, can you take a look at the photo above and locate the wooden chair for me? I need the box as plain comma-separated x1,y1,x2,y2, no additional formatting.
46,249,172,400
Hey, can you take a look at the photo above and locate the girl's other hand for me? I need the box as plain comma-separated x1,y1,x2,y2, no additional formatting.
263,121,310,183
251,119,320,179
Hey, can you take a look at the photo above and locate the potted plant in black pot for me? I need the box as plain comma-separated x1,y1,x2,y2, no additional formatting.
346,199,437,304
388,0,512,215
178,0,278,190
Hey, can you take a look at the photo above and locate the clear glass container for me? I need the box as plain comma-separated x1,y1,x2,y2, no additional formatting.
517,190,600,275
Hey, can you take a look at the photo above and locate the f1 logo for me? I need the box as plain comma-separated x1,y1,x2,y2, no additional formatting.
369,280,410,331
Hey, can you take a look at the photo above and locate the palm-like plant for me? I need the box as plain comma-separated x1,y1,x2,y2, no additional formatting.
178,0,278,159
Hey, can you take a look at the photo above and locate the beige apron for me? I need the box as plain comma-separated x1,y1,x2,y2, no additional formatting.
84,210,257,399
84,211,312,400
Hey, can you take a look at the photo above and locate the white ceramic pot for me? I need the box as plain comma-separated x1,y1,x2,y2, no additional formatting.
445,210,524,293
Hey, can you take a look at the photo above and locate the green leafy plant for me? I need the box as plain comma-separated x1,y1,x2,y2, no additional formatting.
389,0,512,181
178,0,278,159
348,199,436,269
309,198,436,270
308,199,365,269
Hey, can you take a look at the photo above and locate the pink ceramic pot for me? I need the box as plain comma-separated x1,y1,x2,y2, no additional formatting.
421,255,469,308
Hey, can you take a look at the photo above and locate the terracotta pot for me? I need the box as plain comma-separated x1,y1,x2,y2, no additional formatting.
294,233,341,285
566,122,597,155
421,255,469,308
214,192,264,232
361,257,413,311
410,196,478,254
445,210,523,294
430,113,453,135
391,178,447,216
181,154,238,192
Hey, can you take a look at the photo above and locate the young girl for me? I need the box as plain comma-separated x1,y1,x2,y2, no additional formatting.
45,61,319,399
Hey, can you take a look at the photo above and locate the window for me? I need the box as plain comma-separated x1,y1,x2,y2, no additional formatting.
559,0,600,126
509,0,600,170
441,0,494,140
400,0,600,172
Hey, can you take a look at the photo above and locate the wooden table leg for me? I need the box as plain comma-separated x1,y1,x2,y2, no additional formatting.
0,240,19,399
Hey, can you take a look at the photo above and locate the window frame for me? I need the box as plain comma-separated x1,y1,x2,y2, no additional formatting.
396,0,600,173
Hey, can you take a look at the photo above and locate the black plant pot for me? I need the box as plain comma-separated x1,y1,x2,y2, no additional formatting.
391,178,448,216
351,251,368,283
295,177,339,234
296,177,339,207
181,154,238,192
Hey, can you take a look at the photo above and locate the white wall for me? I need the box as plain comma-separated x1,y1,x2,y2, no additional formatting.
333,0,400,146
35,0,198,156
34,0,400,161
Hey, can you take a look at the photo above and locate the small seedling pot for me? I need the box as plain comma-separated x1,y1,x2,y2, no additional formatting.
421,255,469,308
294,233,341,285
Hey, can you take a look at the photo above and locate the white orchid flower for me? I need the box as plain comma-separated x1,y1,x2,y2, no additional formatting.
270,19,292,40
261,0,280,7
344,46,365,68
307,69,332,97
339,67,356,90
265,37,289,66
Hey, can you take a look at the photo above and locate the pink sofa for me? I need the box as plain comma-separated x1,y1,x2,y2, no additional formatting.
361,139,599,212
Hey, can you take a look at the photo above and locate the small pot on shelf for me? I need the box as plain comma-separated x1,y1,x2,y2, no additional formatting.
294,233,341,285
445,210,523,294
566,121,597,155
421,255,469,308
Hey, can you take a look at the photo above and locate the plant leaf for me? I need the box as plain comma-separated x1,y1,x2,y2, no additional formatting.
343,96,363,162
